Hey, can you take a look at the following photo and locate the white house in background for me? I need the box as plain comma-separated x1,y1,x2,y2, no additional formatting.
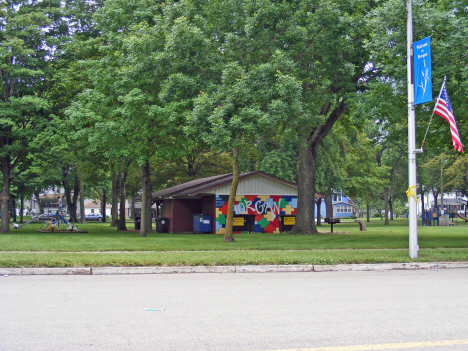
418,192,467,214
83,200,112,217
30,194,63,215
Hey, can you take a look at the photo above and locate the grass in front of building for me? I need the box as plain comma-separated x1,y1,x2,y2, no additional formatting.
0,218,467,267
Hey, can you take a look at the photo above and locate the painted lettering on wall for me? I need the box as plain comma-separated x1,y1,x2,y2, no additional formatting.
215,195,298,234
234,200,281,215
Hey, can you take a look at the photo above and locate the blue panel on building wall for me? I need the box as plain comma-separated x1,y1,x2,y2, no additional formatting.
254,224,264,233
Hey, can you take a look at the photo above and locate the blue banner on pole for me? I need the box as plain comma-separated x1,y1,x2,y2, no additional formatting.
414,37,432,105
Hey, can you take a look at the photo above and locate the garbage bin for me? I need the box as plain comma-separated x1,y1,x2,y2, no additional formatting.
156,217,169,233
134,216,141,230
232,214,255,233
193,215,211,233
444,213,450,226
279,215,296,233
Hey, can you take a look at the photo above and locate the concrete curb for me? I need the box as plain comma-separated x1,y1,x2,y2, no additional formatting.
2,262,468,276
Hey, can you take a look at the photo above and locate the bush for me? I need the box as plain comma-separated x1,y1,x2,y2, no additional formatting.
372,212,381,218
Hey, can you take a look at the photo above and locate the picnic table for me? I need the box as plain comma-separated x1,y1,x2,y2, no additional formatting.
323,218,367,233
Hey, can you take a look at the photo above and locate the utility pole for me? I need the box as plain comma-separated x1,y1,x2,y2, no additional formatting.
440,166,444,213
407,0,419,258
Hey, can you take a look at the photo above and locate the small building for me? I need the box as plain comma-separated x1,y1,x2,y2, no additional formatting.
149,171,324,234
83,200,112,216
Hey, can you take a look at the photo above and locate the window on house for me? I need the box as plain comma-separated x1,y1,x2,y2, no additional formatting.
91,209,95,213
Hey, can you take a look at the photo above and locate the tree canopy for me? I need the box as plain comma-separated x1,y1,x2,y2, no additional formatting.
1,0,467,235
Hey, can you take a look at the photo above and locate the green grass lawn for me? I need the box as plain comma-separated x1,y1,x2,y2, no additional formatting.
1,218,467,267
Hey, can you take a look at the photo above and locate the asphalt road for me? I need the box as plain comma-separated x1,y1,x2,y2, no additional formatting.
1,269,468,351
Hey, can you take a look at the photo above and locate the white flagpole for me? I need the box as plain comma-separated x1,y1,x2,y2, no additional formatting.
407,0,419,258
433,77,446,110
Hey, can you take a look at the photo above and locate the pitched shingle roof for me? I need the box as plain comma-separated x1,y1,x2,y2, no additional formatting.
136,171,323,202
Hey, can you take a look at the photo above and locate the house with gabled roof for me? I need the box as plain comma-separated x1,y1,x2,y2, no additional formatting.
318,191,355,218
147,171,324,234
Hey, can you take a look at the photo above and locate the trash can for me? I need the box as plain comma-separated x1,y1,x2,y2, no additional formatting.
134,216,141,230
193,215,211,233
279,215,296,233
444,214,450,226
232,214,255,233
156,217,169,233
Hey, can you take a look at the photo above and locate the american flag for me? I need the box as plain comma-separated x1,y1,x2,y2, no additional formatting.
433,82,464,153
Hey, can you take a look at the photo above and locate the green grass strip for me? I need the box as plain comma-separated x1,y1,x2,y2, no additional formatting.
1,248,468,268
1,218,467,267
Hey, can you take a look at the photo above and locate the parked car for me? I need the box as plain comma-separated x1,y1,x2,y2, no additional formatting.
33,213,59,221
78,213,103,221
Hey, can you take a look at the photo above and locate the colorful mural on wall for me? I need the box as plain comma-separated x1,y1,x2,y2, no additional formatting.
215,195,298,234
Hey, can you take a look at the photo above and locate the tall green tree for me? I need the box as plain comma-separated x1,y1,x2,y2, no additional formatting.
0,0,68,232
367,0,468,208
272,0,376,235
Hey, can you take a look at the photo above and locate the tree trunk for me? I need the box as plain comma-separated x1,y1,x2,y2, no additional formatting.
111,171,119,227
118,164,128,231
432,188,439,209
389,198,394,220
315,197,322,226
325,195,333,219
384,189,389,225
224,146,239,242
1,159,11,233
20,194,24,223
366,204,370,222
292,100,347,234
11,194,17,222
420,189,425,214
79,178,86,224
290,142,317,235
140,160,153,237
62,169,79,221
100,187,106,223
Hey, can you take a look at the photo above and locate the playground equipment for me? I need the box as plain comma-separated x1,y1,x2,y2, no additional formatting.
13,212,87,233
457,213,468,222
421,204,466,226
39,213,78,232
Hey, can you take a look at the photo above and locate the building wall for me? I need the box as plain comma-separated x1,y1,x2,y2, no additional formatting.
161,196,216,233
162,199,174,232
172,199,203,233
201,196,216,233
215,195,298,234
214,175,297,196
